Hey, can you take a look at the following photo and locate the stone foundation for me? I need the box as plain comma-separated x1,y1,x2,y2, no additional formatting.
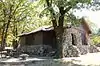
17,44,100,58
17,45,56,57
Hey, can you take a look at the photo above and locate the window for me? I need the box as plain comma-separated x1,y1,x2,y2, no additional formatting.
71,33,77,45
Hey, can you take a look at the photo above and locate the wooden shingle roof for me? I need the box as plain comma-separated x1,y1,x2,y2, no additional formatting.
18,26,53,37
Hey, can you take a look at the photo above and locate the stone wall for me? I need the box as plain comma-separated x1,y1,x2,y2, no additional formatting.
62,27,99,56
17,45,56,57
63,28,80,57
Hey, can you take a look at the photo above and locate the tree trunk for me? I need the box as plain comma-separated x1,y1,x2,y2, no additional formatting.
1,17,11,49
1,5,12,49
53,6,79,58
1,8,7,50
55,27,64,58
1,23,6,50
53,7,65,58
3,20,11,47
12,24,18,49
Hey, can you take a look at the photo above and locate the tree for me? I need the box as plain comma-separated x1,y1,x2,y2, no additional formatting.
39,0,91,58
0,0,34,48
65,13,81,27
0,0,52,48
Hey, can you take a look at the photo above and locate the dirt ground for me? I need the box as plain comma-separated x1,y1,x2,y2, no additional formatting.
63,52,100,65
0,52,100,66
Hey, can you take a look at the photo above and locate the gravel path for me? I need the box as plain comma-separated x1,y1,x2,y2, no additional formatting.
0,52,100,66
63,52,100,65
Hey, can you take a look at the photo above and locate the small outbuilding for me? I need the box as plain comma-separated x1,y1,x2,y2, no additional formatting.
18,26,57,49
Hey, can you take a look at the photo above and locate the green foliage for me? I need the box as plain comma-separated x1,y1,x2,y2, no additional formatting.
91,29,100,45
40,0,91,27
97,28,100,35
0,0,51,45
64,13,80,27
0,0,34,45
91,35,100,45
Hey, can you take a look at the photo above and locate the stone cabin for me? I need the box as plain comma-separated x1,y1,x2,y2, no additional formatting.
18,26,83,48
18,26,89,56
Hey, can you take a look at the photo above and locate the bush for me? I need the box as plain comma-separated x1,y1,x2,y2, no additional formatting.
91,35,100,45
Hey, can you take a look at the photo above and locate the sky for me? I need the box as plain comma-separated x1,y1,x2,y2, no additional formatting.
74,9,100,28
73,8,100,33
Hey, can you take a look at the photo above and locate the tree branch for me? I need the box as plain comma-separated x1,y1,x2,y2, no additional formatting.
12,0,23,16
58,7,65,27
46,0,50,6
45,0,57,28
64,6,72,13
